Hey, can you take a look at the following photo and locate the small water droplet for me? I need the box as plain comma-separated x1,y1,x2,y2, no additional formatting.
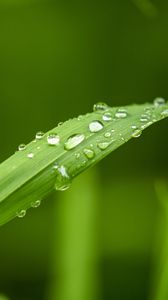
102,112,112,121
131,125,137,129
115,109,128,119
47,133,60,145
83,148,95,159
27,152,34,159
140,114,149,122
97,141,111,150
31,200,41,208
93,102,109,112
161,109,168,117
58,122,63,126
154,97,165,107
132,129,142,138
89,120,104,133
53,164,71,191
18,144,26,151
16,209,26,218
64,134,85,150
35,131,44,140
104,132,112,138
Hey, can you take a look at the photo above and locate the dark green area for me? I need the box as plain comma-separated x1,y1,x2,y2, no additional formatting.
0,1,168,299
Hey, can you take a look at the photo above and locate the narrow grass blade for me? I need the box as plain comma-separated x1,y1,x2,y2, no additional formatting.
0,100,168,226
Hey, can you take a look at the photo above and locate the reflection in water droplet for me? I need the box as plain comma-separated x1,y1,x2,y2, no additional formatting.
132,129,142,138
154,97,165,107
102,112,112,121
89,120,104,133
83,148,95,159
47,134,60,145
16,210,26,218
53,164,71,191
93,102,109,112
64,134,85,150
36,131,44,140
115,109,128,119
18,144,26,151
27,152,34,159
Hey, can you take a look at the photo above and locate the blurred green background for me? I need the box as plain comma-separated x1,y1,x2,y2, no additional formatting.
0,0,168,299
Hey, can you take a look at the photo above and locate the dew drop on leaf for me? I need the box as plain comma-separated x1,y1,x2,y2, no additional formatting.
64,134,85,150
27,152,34,159
153,97,165,107
35,131,44,140
93,102,109,112
47,133,60,145
83,148,95,159
102,112,112,121
89,120,104,133
18,144,26,151
115,109,128,119
97,141,111,150
132,129,142,138
161,109,168,117
104,132,112,138
53,164,71,191
31,200,41,208
16,210,26,218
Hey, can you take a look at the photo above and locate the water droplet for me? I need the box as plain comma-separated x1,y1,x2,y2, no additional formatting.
27,152,34,159
53,164,71,191
131,125,137,129
64,134,85,150
58,122,63,126
47,133,60,145
104,132,112,138
93,102,109,112
97,141,111,150
161,109,168,117
115,109,128,119
16,209,26,218
31,200,41,208
140,114,149,122
132,129,142,138
154,97,165,107
102,112,112,121
35,131,44,140
18,144,26,151
83,148,95,159
89,120,104,133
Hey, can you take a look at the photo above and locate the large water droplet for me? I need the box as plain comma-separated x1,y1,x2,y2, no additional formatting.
53,164,71,191
93,102,109,112
47,133,60,145
31,200,41,208
89,120,104,133
132,129,142,138
102,112,112,121
115,109,128,119
16,210,26,218
83,148,95,159
27,152,34,159
18,144,26,151
64,134,85,150
36,131,44,140
154,97,165,107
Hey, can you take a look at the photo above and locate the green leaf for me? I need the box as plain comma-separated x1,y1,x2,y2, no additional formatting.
0,101,168,226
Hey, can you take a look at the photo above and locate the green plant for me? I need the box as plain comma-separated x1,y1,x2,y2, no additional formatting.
0,99,168,226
